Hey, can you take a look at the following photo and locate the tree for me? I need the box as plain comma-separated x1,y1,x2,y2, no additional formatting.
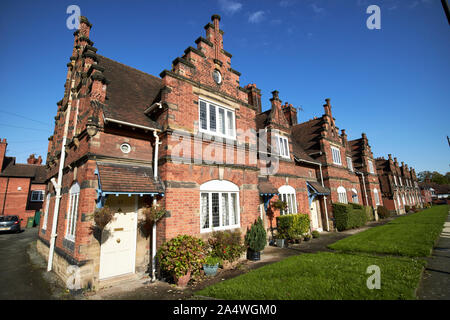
418,171,450,185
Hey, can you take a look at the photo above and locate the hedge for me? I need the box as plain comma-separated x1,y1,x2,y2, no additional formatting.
276,213,310,239
377,206,390,219
333,203,367,231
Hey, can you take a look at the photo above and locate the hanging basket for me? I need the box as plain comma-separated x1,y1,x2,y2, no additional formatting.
138,204,168,238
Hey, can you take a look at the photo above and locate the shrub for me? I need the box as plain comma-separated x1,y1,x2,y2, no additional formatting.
405,205,411,213
364,206,375,221
245,217,267,252
157,235,207,279
377,206,390,219
208,230,246,263
276,214,310,240
351,203,363,210
312,230,320,238
333,203,367,231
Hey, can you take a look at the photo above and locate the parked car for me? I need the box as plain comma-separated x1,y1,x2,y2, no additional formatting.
0,215,22,233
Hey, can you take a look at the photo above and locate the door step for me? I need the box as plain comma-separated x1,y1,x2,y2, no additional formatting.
98,273,141,290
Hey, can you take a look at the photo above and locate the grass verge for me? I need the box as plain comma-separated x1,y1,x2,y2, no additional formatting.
196,252,425,300
328,205,449,257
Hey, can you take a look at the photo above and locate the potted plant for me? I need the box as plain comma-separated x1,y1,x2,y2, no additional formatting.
245,217,267,261
157,235,207,287
303,233,312,241
273,231,286,248
312,230,320,239
138,204,168,238
272,199,287,213
203,255,221,276
89,206,114,243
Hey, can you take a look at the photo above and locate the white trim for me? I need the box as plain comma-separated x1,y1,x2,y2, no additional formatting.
198,97,236,140
42,193,50,230
276,135,290,159
30,190,45,202
331,146,342,165
200,179,239,192
278,185,297,215
337,186,348,204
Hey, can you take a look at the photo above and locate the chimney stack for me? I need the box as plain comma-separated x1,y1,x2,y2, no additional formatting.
245,83,262,113
0,138,7,172
282,102,298,126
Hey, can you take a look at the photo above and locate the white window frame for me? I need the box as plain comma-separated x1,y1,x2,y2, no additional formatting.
42,193,50,230
393,175,398,186
276,135,290,159
30,190,44,202
278,185,297,215
368,160,374,174
200,180,240,233
374,188,380,205
65,183,80,242
198,98,236,140
351,188,359,204
337,186,348,204
331,146,342,165
347,156,353,172
399,177,403,186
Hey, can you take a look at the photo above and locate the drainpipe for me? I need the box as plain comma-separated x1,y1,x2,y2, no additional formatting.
319,164,330,232
47,95,73,272
356,171,369,206
151,130,161,282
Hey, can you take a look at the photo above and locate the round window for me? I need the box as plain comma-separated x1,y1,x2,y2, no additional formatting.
120,143,131,154
213,69,222,84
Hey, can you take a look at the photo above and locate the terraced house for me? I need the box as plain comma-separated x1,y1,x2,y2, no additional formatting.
375,155,422,214
37,14,394,288
293,100,384,218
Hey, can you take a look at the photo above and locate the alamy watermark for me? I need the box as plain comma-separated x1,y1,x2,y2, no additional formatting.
366,265,381,289
66,5,81,30
367,5,381,30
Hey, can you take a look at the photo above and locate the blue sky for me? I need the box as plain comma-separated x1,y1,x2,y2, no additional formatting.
0,0,449,173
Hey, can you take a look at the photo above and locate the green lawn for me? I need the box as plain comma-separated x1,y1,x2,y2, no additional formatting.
196,205,448,300
328,205,449,257
196,252,425,300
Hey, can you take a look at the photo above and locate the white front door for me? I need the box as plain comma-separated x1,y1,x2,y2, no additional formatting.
310,199,321,231
99,196,137,280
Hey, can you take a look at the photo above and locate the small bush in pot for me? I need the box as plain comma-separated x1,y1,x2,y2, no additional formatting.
245,217,267,261
203,255,221,277
157,235,207,286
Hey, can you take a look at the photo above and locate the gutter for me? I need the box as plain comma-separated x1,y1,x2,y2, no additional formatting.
104,118,161,133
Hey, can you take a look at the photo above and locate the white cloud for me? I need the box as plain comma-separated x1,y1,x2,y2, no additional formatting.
310,3,324,14
218,0,243,15
249,11,265,23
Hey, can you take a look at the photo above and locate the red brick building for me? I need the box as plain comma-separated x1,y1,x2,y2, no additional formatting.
375,155,422,214
293,100,384,219
0,139,46,227
37,15,392,288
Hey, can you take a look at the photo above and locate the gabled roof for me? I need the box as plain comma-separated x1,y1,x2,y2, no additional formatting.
97,55,162,130
291,118,323,155
0,157,46,183
348,138,364,169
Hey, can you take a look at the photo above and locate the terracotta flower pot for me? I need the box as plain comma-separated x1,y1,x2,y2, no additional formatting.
174,270,191,287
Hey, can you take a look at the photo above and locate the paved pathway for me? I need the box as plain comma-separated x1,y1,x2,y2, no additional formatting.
417,212,450,300
0,228,69,300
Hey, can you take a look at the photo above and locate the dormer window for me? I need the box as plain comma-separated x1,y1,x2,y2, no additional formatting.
368,160,374,174
346,156,353,172
199,98,235,139
276,135,290,159
331,146,342,165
